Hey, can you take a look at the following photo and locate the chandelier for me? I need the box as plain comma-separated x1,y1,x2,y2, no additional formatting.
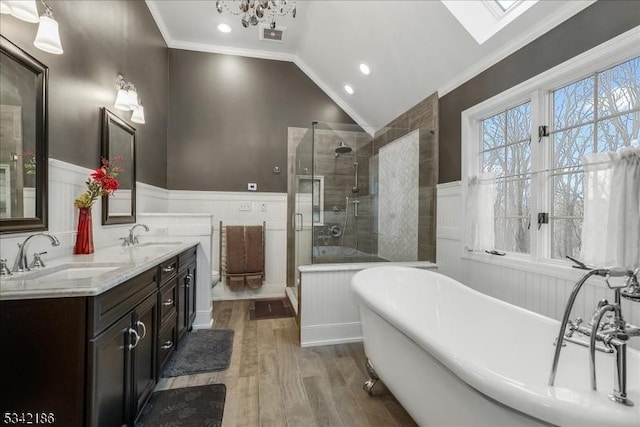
215,0,296,29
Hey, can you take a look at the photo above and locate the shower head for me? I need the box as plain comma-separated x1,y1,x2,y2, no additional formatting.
335,141,352,155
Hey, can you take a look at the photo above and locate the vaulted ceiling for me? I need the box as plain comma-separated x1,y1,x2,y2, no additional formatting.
146,0,595,132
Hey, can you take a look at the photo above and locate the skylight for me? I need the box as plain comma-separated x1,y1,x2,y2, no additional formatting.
495,0,518,12
441,0,539,44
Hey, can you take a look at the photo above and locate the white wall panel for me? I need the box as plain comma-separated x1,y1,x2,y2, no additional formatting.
437,181,639,350
299,261,437,347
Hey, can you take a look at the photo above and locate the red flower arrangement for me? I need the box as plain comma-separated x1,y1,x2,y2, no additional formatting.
74,157,123,208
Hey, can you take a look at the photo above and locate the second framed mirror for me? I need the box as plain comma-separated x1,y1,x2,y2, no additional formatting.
101,107,136,225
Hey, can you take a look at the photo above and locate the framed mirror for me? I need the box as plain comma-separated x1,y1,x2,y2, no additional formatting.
0,36,48,234
101,107,136,225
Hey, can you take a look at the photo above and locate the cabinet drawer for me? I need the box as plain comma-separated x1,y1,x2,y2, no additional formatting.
159,281,177,324
88,268,157,337
158,257,178,285
158,313,177,375
178,246,197,272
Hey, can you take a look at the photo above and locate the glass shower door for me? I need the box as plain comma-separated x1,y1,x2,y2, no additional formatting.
293,128,313,298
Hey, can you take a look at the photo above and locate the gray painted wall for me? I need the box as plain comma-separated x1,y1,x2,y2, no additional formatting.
438,0,640,184
167,49,355,192
0,0,169,187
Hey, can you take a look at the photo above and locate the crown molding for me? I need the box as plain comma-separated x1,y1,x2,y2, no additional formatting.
167,40,297,62
293,56,374,135
145,0,173,47
437,0,596,97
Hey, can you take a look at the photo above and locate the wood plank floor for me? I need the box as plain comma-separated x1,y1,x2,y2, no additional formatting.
156,300,417,427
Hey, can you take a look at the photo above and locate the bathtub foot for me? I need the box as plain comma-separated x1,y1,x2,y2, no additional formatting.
363,358,379,396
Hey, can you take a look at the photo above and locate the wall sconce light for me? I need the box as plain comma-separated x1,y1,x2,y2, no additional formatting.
131,102,145,124
115,74,145,124
3,0,63,54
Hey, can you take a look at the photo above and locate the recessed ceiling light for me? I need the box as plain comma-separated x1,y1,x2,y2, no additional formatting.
344,84,354,95
217,23,232,33
359,63,371,75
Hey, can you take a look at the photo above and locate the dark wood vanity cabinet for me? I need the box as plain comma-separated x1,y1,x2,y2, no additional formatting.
0,246,198,427
177,247,197,341
87,269,158,427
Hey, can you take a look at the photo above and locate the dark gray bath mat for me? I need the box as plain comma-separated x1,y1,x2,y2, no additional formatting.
163,329,234,377
249,298,295,320
135,384,226,427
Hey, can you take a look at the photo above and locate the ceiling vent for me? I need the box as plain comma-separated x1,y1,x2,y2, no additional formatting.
259,25,286,43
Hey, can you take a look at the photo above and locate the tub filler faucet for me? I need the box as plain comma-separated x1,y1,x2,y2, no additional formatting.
550,261,640,406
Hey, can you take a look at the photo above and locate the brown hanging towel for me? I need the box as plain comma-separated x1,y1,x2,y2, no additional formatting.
225,225,246,291
244,225,264,289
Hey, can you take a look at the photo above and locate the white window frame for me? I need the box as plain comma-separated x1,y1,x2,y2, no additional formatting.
461,26,640,280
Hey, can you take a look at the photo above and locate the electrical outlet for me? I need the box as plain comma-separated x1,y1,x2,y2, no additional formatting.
248,183,257,191
155,226,168,235
239,202,252,211
259,203,267,212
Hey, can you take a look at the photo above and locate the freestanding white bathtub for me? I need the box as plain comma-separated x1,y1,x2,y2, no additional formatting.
351,266,640,427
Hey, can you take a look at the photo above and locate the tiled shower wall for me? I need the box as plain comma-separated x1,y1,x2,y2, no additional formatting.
378,130,420,261
373,92,439,261
312,128,374,254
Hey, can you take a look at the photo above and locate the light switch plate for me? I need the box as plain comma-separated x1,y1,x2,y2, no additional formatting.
248,183,257,191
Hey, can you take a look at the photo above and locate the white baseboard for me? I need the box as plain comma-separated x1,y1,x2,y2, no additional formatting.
300,322,363,347
212,282,286,301
192,308,213,330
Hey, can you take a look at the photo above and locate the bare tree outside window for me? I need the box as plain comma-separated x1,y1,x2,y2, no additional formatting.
482,102,531,254
550,56,640,259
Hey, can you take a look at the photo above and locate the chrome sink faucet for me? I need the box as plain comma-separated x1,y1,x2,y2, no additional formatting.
549,260,639,406
12,233,60,273
121,223,149,246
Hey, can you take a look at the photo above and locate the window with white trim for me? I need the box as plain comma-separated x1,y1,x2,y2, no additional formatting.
468,49,639,264
550,56,640,259
481,102,531,253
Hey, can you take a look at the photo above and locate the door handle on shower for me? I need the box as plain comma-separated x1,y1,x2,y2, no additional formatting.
294,213,303,231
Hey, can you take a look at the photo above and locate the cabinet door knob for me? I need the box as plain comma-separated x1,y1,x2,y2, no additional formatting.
161,340,173,350
185,274,193,288
136,320,147,340
162,265,175,273
162,299,174,306
127,328,140,350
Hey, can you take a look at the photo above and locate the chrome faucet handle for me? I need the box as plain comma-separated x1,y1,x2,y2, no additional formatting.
29,252,47,269
119,237,131,247
621,268,640,302
0,259,11,276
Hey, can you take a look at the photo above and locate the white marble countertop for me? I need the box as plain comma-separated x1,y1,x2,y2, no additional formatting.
0,241,198,300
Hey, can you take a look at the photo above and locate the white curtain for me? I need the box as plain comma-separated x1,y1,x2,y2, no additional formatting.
464,172,495,252
581,147,640,270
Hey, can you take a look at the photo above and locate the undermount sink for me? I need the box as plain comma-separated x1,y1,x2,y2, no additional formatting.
135,241,181,247
9,263,127,281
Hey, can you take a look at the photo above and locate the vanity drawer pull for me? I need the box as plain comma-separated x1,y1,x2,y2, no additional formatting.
162,299,174,306
162,265,175,273
184,275,193,288
161,340,173,350
136,320,147,340
127,328,140,350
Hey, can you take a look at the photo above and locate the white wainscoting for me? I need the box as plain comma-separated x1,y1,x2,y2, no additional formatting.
0,159,170,263
0,159,288,305
436,181,640,350
167,191,288,301
299,261,437,347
